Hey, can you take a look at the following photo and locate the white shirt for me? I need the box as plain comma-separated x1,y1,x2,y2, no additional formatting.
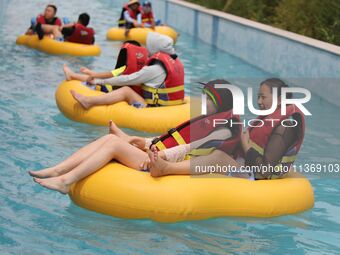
93,64,166,88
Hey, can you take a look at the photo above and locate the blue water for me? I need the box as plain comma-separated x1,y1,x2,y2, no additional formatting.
1,0,340,254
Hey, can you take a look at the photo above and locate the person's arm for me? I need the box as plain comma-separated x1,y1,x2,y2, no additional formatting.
61,22,76,29
245,125,298,178
137,13,142,26
150,13,156,28
150,19,156,29
92,64,166,87
91,72,113,79
129,136,166,160
124,10,137,24
162,144,191,162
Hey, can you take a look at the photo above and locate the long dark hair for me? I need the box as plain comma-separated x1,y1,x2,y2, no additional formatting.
260,78,292,99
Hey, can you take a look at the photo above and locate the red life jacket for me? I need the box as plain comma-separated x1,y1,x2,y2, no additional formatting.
117,43,149,95
36,14,62,26
118,4,141,26
142,52,185,106
141,11,154,24
126,4,141,19
248,104,305,179
66,23,95,45
96,43,148,95
117,43,148,75
152,110,242,157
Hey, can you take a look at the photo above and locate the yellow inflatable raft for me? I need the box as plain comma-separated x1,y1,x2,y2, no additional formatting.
16,35,101,57
69,163,314,222
55,80,190,133
106,26,178,45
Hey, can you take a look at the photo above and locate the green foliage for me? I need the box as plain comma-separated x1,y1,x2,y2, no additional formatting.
186,0,340,45
274,0,340,45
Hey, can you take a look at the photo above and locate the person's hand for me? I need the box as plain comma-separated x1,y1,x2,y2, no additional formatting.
158,150,166,159
86,76,95,85
128,136,146,150
133,21,138,27
241,130,251,153
25,29,34,35
139,155,151,171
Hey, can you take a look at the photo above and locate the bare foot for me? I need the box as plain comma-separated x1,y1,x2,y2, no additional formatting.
80,67,92,75
148,148,169,177
124,29,130,37
109,120,129,140
33,177,70,194
63,64,74,81
70,90,92,109
28,167,60,178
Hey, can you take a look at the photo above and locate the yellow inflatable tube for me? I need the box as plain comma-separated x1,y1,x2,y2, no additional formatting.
55,80,190,133
106,26,178,45
69,163,314,222
16,35,101,57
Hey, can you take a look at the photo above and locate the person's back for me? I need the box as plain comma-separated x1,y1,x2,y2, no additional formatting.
64,13,95,45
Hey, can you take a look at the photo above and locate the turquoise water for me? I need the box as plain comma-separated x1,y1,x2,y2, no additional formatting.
1,0,340,254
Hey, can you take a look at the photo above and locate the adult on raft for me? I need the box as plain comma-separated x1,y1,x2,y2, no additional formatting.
29,81,241,194
25,4,62,38
35,13,96,44
145,78,306,180
65,32,185,109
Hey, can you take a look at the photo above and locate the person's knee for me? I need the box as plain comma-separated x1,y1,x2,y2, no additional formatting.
102,134,115,140
106,134,122,145
120,86,134,94
119,86,135,100
211,149,228,158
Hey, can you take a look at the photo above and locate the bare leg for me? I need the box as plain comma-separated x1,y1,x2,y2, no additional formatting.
40,24,55,34
41,24,62,38
63,64,89,81
51,25,63,38
29,134,112,178
70,86,146,109
33,135,147,194
149,148,243,177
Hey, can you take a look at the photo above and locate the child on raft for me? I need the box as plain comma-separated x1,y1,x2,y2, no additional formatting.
29,81,243,194
118,0,142,36
140,1,156,28
145,78,305,180
63,40,147,93
65,32,185,108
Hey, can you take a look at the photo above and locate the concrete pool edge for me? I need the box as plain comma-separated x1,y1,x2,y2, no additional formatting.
153,0,340,107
